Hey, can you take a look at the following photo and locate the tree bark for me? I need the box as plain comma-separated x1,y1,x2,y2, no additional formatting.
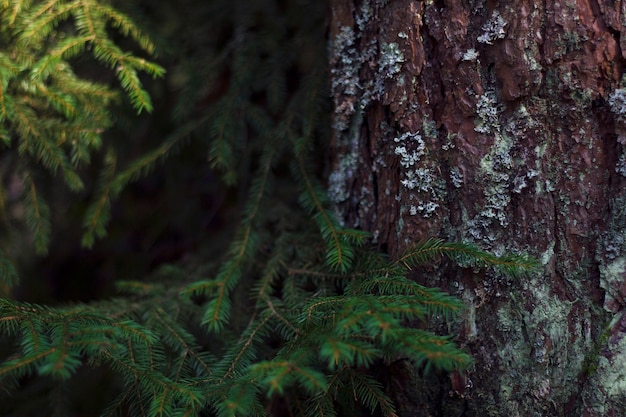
327,1,626,415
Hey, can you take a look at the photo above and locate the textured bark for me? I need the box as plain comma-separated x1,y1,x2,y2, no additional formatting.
327,1,626,415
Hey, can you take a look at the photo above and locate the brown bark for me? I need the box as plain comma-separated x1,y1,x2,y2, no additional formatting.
327,1,626,415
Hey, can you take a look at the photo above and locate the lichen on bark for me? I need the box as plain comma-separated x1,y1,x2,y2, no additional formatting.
327,0,626,415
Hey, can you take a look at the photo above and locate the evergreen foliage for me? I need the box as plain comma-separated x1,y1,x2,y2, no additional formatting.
1,238,534,416
0,1,539,416
0,0,164,266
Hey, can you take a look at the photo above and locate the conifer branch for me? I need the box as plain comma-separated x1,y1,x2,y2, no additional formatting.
24,176,50,255
0,77,10,123
347,370,398,417
219,313,272,382
397,238,539,277
110,119,202,195
186,145,275,331
0,247,18,289
82,148,116,247
0,0,165,258
207,99,240,185
4,0,22,27
292,150,366,273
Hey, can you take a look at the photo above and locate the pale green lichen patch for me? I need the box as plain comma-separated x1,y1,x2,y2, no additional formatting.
582,312,626,415
393,122,448,220
394,131,436,196
396,215,404,236
615,154,626,177
466,91,550,246
329,26,360,132
478,158,511,227
599,257,626,313
535,142,548,158
602,232,624,260
512,170,538,193
328,152,357,204
477,10,507,45
608,88,626,123
328,20,379,218
355,1,373,32
379,42,404,79
450,166,464,188
540,241,555,266
474,91,501,134
609,88,626,174
462,48,479,61
522,39,543,73
402,167,434,192
466,131,514,243
408,201,439,217
496,275,591,411
394,131,425,169
330,9,409,139
597,194,626,310
524,284,580,364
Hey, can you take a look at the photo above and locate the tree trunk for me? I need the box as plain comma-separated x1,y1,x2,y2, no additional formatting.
327,1,626,415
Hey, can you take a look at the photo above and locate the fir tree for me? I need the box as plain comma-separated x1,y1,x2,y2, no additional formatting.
0,0,165,266
0,1,539,416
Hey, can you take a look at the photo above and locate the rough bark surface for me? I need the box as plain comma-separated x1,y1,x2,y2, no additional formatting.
327,1,626,416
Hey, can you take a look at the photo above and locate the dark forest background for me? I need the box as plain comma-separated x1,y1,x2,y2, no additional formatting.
12,0,327,304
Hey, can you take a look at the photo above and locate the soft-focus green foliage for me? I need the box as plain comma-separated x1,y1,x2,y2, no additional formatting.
0,0,164,269
0,1,538,416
